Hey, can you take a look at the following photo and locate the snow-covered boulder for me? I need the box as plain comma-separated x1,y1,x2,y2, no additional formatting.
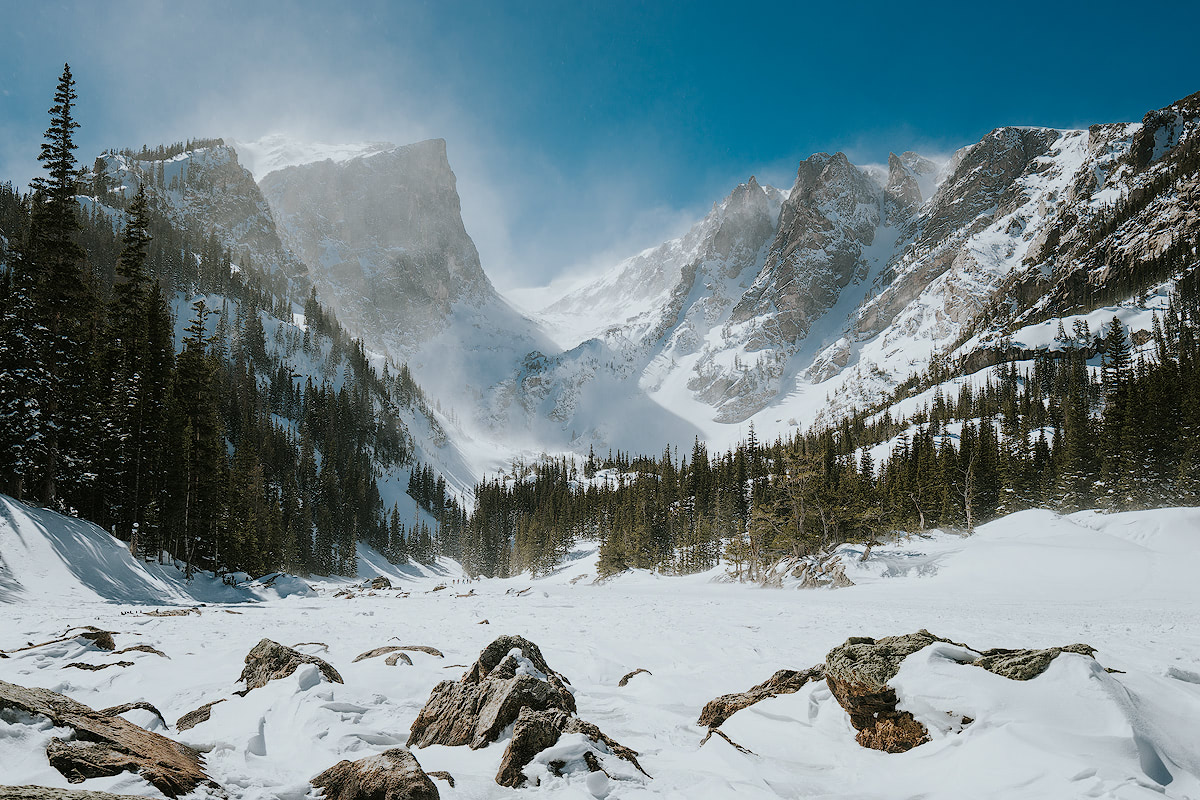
310,747,440,800
237,638,343,693
0,680,215,798
406,635,575,750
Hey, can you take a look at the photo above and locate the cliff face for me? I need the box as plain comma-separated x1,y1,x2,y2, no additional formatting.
259,139,496,350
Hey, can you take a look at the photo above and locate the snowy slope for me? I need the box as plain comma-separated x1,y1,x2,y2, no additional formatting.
1,504,1197,798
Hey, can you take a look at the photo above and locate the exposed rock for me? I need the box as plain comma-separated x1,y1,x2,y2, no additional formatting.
0,787,151,799
494,707,646,788
310,747,439,800
425,772,454,788
354,646,407,663
823,631,947,752
385,652,413,667
0,680,214,797
63,661,133,671
618,668,651,687
114,644,167,658
98,702,168,730
974,643,1096,680
368,576,392,590
175,699,225,732
238,638,343,692
697,666,824,728
407,635,575,750
385,644,444,658
824,631,1097,753
75,630,116,651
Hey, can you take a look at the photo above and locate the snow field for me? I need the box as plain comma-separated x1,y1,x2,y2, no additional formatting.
1,500,1198,798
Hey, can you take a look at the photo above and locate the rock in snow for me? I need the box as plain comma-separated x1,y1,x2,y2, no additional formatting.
0,680,214,797
310,747,440,800
698,666,825,729
0,789,152,800
237,638,343,693
406,635,576,750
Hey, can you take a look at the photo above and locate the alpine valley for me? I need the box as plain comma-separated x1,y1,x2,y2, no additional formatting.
1,58,1200,800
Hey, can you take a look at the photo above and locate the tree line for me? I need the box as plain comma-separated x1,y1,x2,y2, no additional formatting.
0,64,445,580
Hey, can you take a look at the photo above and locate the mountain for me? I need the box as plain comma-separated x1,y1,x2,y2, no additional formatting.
255,139,569,455
94,142,309,293
520,91,1200,446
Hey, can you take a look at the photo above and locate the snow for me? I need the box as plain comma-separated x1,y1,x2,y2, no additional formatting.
2,498,1199,798
228,134,397,181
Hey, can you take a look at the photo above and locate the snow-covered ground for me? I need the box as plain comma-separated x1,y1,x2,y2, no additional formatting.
2,496,1198,798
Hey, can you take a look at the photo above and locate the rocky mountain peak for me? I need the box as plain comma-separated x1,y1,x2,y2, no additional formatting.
259,138,496,351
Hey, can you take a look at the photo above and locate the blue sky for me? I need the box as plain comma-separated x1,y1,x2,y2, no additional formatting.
1,0,1197,290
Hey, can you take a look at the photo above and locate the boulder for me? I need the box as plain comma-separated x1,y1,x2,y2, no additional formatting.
98,701,168,730
368,576,392,590
0,680,214,798
238,638,342,692
823,631,946,752
407,635,575,750
310,747,438,800
385,652,412,667
824,631,1099,753
697,666,824,728
494,707,646,788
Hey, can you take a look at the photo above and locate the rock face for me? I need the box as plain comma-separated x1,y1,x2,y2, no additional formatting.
0,680,214,798
310,747,439,800
494,707,646,788
260,140,493,346
238,638,343,692
697,666,824,728
406,635,575,750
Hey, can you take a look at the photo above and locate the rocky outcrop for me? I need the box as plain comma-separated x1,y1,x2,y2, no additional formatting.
0,680,214,798
697,666,824,728
408,636,643,788
824,631,947,752
406,635,575,750
260,140,494,347
494,707,646,788
238,638,343,692
310,747,439,800
824,632,1100,753
367,576,392,590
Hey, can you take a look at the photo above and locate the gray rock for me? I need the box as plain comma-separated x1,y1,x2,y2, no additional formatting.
238,638,342,692
368,576,392,590
406,635,576,751
494,707,646,788
311,747,439,800
975,643,1096,680
0,680,214,798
